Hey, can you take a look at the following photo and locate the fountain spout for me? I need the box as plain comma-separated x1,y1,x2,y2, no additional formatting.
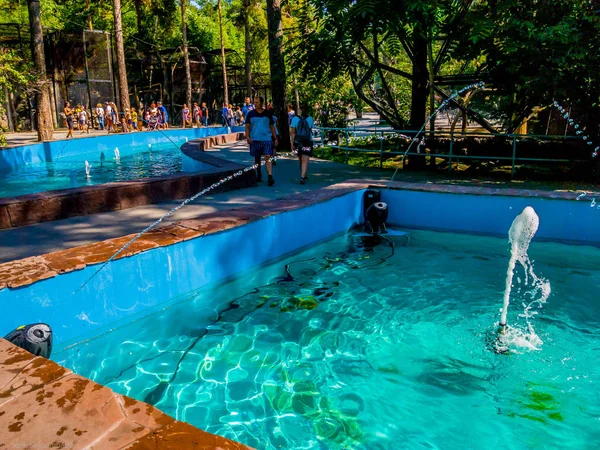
500,206,539,329
85,161,92,178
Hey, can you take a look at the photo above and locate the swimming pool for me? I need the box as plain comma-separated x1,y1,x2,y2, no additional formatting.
1,185,598,449
53,229,600,449
0,142,185,198
0,127,242,199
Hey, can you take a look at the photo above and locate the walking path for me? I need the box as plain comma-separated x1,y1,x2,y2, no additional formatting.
0,140,389,263
1,114,593,263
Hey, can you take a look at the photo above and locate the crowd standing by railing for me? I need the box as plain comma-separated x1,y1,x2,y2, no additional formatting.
61,99,218,136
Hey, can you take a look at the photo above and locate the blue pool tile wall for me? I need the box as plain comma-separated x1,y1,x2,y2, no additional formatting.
381,189,600,245
0,190,363,350
0,126,244,173
1,185,597,353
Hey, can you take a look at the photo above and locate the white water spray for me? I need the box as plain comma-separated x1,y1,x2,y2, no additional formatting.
498,206,551,351
148,144,152,150
114,147,120,162
85,161,92,178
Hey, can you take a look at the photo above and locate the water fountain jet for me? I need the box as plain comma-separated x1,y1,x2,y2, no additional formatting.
495,206,551,353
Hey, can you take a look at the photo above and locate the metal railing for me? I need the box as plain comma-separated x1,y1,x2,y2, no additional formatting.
312,126,587,177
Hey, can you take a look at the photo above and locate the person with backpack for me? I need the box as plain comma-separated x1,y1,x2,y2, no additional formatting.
290,103,314,184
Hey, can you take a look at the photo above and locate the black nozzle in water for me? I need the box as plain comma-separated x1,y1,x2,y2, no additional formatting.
4,323,53,359
363,189,388,235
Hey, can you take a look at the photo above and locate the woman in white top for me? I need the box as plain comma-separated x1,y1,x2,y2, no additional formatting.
95,103,105,130
79,106,89,134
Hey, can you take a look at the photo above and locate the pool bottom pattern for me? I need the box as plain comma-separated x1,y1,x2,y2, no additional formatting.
56,230,600,449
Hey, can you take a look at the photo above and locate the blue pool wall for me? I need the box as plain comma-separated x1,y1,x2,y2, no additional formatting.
0,126,244,173
2,186,598,351
381,189,600,244
181,153,216,172
0,190,363,350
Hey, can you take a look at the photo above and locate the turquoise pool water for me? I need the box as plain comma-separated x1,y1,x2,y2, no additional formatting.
0,142,183,198
56,230,600,449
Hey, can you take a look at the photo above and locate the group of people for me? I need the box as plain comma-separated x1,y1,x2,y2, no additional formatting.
222,97,282,127
65,95,316,186
181,102,209,128
63,100,214,137
245,96,314,186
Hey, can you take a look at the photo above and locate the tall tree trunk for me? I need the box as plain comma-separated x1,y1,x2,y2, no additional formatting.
27,0,53,141
134,0,143,34
244,0,252,98
409,33,428,130
407,31,428,169
266,0,290,150
113,0,130,111
4,87,14,132
218,0,229,105
182,0,192,109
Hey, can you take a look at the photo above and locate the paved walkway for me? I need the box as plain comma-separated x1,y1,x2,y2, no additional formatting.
0,140,389,263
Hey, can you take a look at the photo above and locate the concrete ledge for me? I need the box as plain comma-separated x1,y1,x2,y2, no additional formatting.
1,180,591,291
196,132,245,151
0,134,253,230
0,338,252,450
0,182,365,290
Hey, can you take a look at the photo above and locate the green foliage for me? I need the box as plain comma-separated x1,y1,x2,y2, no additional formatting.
453,0,600,132
0,49,31,89
292,0,600,135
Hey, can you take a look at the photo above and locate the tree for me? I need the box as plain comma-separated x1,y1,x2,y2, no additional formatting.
27,0,53,141
244,0,252,97
0,49,32,139
182,0,192,109
266,0,290,149
218,0,229,105
456,0,600,137
133,0,145,34
113,0,130,111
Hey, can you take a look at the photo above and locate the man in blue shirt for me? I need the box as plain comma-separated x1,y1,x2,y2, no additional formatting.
245,96,278,186
241,97,254,124
157,101,169,128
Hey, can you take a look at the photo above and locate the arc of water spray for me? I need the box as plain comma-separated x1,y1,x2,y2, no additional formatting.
76,126,281,292
552,100,599,158
76,143,292,293
141,118,188,150
386,82,486,189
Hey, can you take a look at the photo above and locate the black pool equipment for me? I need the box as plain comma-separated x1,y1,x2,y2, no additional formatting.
363,189,388,235
4,323,53,359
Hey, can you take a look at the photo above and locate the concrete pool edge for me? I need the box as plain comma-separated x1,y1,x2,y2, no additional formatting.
0,133,251,229
0,181,366,291
0,338,253,449
1,179,596,292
